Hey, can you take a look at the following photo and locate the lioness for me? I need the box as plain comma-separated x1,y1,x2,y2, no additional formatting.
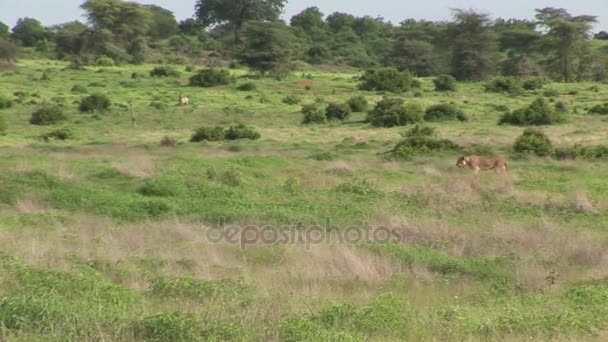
178,93,190,106
456,155,508,174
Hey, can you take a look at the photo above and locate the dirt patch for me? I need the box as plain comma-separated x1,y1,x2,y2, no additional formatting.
293,80,319,87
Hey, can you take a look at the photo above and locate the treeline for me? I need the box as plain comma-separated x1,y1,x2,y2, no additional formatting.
1,0,608,82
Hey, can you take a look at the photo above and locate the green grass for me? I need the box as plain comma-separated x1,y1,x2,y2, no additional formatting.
2,60,608,340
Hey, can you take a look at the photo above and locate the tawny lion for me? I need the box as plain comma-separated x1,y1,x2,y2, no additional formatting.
456,155,508,174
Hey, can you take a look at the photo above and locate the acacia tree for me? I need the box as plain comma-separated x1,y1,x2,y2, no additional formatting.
195,0,287,44
238,21,293,76
12,18,47,47
449,10,498,81
535,7,597,82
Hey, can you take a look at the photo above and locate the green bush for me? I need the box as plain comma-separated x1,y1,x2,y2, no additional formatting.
500,98,563,126
0,94,13,109
190,126,226,142
347,95,369,112
325,102,351,121
484,76,524,94
79,93,111,113
543,88,559,97
29,105,66,125
555,100,568,114
0,113,6,135
225,124,261,140
522,76,548,90
433,74,457,92
367,97,423,127
131,312,205,342
282,95,301,105
359,67,414,92
513,128,553,156
189,68,233,87
588,103,608,115
236,82,257,91
424,103,467,122
40,127,74,141
150,66,180,78
554,144,608,160
301,103,326,124
95,56,115,66
390,125,460,160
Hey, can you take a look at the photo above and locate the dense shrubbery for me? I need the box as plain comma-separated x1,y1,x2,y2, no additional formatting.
347,96,368,112
95,56,115,67
236,82,257,91
79,93,111,113
325,102,351,121
30,105,66,125
484,76,524,94
588,103,608,115
282,95,301,105
301,103,326,124
522,76,548,90
70,85,88,94
513,128,553,156
40,127,74,141
424,103,467,122
367,97,423,127
359,67,414,92
554,144,608,160
0,94,13,109
189,68,233,87
150,66,180,77
500,98,563,126
390,125,460,160
433,74,457,92
190,124,260,142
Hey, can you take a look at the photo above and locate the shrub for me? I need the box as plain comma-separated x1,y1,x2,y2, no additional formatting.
224,124,261,140
149,101,168,111
433,74,457,92
325,102,351,121
70,85,88,94
160,136,177,147
220,168,244,186
347,95,368,112
424,103,467,122
390,125,460,160
190,126,225,142
367,97,423,127
79,93,111,113
40,127,74,141
150,66,180,77
499,98,563,126
554,144,608,160
484,76,524,94
513,128,553,156
0,94,13,109
588,103,608,115
543,88,559,97
95,56,115,66
0,113,6,134
236,82,256,91
359,67,414,92
282,95,301,105
29,105,66,125
189,68,233,87
301,104,326,124
555,100,568,114
522,76,548,90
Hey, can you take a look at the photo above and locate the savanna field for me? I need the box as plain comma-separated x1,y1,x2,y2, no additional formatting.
3,60,608,341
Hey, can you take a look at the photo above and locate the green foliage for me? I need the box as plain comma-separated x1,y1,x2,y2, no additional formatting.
70,85,88,94
424,103,467,122
40,127,74,141
367,97,423,127
239,21,294,77
79,93,112,113
433,74,457,91
0,113,6,135
149,101,168,111
150,66,180,77
11,17,46,47
522,76,548,90
131,312,206,342
29,105,66,125
484,76,524,94
0,39,17,62
554,100,568,114
325,102,352,121
359,67,414,92
189,68,233,87
588,103,608,115
0,94,13,109
390,125,461,160
236,82,257,91
282,94,301,105
190,126,226,142
500,97,563,125
301,103,326,124
346,95,368,112
95,56,115,66
138,178,180,197
224,123,261,140
543,88,559,97
513,128,553,156
553,144,608,160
